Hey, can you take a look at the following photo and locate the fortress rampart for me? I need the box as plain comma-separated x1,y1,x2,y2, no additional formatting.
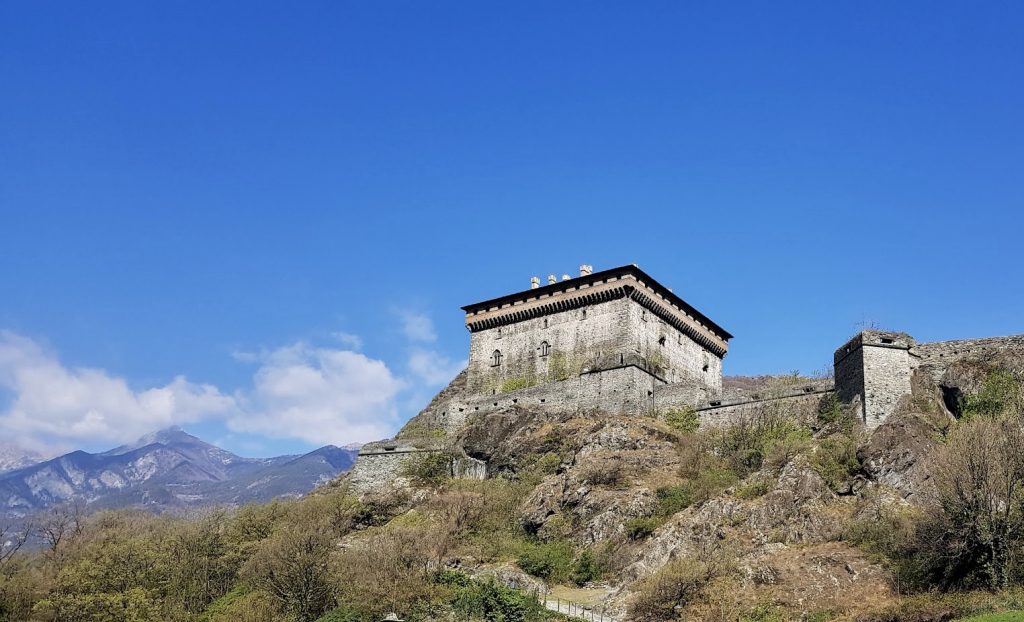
346,263,1023,493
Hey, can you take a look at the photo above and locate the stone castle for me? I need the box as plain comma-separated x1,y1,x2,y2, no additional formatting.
348,264,1024,491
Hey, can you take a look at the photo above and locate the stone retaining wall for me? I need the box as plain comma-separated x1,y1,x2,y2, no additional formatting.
694,389,833,429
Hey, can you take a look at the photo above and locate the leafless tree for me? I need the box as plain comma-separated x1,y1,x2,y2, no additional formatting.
0,521,31,569
34,500,85,556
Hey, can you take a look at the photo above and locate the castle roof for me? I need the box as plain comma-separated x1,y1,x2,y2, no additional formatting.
461,264,732,357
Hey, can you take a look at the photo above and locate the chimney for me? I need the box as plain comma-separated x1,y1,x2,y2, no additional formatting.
561,274,570,281
530,276,540,289
579,264,593,277
547,274,557,284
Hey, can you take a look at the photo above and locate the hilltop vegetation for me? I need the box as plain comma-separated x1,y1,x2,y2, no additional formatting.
3,359,1024,621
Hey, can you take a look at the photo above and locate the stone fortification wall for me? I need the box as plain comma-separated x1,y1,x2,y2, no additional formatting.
347,442,433,493
466,295,723,396
438,364,664,423
651,375,718,413
694,389,833,429
467,297,632,393
912,335,1024,381
831,331,1024,429
348,441,486,494
624,298,722,389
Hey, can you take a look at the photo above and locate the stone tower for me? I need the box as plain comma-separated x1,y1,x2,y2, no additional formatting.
833,330,914,429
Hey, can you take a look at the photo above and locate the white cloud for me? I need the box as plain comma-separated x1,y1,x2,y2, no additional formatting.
228,342,403,445
407,348,465,387
0,314,465,452
0,331,235,446
397,310,437,343
331,331,363,349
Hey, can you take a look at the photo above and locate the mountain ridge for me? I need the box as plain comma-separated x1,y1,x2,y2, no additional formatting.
0,427,357,519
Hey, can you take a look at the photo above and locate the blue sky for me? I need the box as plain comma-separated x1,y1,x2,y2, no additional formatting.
1,2,1022,457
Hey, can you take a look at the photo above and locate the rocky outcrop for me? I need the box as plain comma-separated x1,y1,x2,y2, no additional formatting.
857,371,954,499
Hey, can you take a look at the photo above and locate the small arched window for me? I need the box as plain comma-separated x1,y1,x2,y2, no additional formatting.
491,350,503,367
658,336,666,346
539,341,550,357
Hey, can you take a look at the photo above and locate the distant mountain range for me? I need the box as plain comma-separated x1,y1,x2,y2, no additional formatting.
0,427,358,520
0,442,45,473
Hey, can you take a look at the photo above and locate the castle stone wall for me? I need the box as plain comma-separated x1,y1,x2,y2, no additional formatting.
466,296,722,396
912,335,1024,381
694,389,831,429
444,364,664,421
625,298,723,389
466,297,632,393
347,443,430,494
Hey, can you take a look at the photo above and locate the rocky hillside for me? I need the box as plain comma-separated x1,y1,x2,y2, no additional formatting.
0,427,357,519
337,348,1024,621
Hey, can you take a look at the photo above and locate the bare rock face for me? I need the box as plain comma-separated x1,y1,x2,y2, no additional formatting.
856,369,953,500
621,497,744,584
747,455,839,545
734,542,895,618
858,412,939,500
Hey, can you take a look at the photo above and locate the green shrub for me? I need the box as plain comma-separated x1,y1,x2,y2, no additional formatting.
625,517,661,540
516,540,575,583
817,394,844,426
437,572,555,622
663,407,700,433
811,435,860,490
740,603,786,621
680,467,740,507
571,549,607,586
314,606,363,622
961,369,1023,421
734,478,770,500
400,452,452,487
548,351,579,382
763,427,812,469
655,485,695,516
533,452,562,475
713,411,808,475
